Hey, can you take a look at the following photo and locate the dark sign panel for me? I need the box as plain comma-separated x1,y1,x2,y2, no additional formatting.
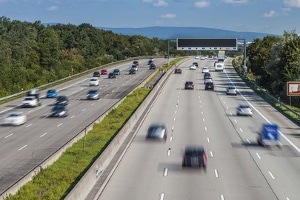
177,38,237,50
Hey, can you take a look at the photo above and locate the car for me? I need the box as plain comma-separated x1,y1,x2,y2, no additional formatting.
192,62,198,67
200,56,206,60
149,63,156,69
148,57,154,65
185,81,194,89
129,68,136,74
203,72,211,79
146,124,167,141
22,96,38,107
133,60,139,66
101,69,108,75
205,82,214,90
182,145,207,169
195,55,200,59
174,68,182,74
50,104,68,117
55,95,68,105
3,112,27,126
237,104,253,116
89,77,99,86
190,65,197,70
93,71,100,77
108,72,116,79
202,67,209,73
204,77,213,84
87,89,100,100
113,69,120,75
226,86,237,95
164,54,169,59
131,65,138,71
46,89,57,98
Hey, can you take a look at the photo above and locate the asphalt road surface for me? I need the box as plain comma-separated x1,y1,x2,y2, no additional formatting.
96,58,300,200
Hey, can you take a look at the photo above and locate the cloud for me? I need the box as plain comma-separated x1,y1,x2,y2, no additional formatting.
47,6,58,11
284,0,300,8
222,0,247,4
194,1,210,8
263,10,276,17
154,0,168,7
161,13,176,19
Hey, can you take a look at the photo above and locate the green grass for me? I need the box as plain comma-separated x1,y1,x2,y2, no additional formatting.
5,88,150,200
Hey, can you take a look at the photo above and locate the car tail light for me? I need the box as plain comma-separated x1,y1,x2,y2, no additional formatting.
202,153,207,164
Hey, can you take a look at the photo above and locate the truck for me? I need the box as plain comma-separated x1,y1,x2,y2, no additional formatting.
257,123,282,148
217,50,225,62
22,88,41,107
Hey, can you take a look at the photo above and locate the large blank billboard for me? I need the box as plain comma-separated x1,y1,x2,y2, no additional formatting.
177,38,237,50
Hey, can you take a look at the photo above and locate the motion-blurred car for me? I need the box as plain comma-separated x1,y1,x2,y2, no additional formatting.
89,77,99,86
182,145,207,169
185,81,194,89
203,72,211,79
50,105,68,117
226,86,237,95
129,68,136,74
148,57,154,65
149,63,156,69
237,104,253,116
146,124,167,141
204,77,213,84
113,69,120,75
3,112,27,126
205,82,214,90
55,95,68,106
193,62,198,67
131,65,138,71
202,67,209,73
133,60,139,66
93,71,100,77
22,96,38,107
190,65,197,70
108,72,116,79
46,89,57,98
174,68,182,74
86,89,100,100
101,69,108,75
195,55,200,59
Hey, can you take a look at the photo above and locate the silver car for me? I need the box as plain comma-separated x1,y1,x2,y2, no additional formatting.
226,86,237,95
237,104,253,116
87,89,100,100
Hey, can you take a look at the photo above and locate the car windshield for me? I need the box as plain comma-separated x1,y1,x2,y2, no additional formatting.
8,113,21,117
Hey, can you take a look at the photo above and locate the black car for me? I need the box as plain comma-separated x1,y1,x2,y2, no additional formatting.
55,95,68,105
129,68,136,74
192,62,198,67
174,68,182,74
93,71,100,77
108,72,116,78
50,105,68,117
149,63,156,69
113,69,120,75
87,89,100,100
146,124,167,141
205,82,214,90
185,81,194,90
182,145,207,169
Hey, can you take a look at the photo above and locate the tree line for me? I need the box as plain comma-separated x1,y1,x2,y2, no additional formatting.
0,17,177,97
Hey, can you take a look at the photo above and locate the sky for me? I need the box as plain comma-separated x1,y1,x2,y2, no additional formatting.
0,0,300,35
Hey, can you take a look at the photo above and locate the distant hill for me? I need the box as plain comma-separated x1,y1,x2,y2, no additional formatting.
99,26,278,42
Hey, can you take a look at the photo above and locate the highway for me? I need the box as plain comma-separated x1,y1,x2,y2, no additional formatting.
0,58,167,196
96,58,300,200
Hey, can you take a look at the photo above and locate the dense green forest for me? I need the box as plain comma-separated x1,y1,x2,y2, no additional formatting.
244,30,300,105
0,17,178,97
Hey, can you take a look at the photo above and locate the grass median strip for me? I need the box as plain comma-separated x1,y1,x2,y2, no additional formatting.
6,88,151,200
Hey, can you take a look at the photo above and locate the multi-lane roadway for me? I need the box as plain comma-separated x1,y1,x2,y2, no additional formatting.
0,58,167,196
96,58,300,200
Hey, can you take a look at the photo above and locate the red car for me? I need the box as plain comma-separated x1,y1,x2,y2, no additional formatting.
101,69,108,75
133,60,139,66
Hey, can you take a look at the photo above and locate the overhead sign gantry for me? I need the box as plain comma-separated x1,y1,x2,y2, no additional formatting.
176,38,237,50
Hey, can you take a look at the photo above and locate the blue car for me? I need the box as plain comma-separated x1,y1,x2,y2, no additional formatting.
46,89,57,98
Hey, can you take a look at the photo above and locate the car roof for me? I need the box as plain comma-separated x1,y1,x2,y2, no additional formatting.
185,81,193,84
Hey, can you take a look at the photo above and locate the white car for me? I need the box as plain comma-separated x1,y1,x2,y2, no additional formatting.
190,65,197,70
226,86,237,95
237,104,253,116
204,77,213,84
89,77,99,86
4,112,27,126
202,67,209,73
22,96,38,107
195,55,200,59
